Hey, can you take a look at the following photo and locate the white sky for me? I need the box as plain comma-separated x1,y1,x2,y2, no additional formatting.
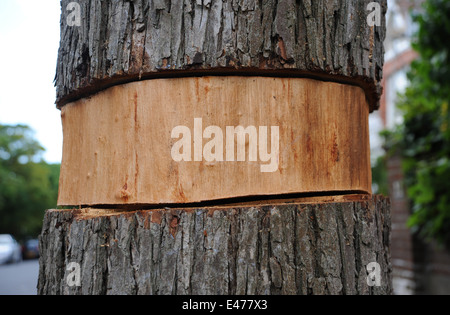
0,0,62,164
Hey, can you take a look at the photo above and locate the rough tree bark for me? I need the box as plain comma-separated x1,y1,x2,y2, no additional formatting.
38,0,391,295
56,0,386,111
38,196,391,295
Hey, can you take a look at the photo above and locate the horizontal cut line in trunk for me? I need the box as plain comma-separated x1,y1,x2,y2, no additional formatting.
55,68,380,112
60,191,372,213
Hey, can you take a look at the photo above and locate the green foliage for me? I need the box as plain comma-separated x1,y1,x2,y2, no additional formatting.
372,155,389,197
0,124,60,240
387,0,450,246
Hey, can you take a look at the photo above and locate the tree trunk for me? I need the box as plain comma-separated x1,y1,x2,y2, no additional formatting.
39,0,391,295
38,195,392,295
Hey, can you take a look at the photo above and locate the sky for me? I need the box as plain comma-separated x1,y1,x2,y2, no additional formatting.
0,0,62,164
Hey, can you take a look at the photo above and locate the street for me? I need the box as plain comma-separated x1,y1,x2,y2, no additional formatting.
0,260,39,295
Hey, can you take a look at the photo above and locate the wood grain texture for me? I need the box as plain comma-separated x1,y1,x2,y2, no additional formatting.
58,76,371,206
38,195,392,295
55,0,387,111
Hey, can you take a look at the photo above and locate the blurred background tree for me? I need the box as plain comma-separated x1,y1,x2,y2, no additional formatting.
0,124,60,241
384,0,450,247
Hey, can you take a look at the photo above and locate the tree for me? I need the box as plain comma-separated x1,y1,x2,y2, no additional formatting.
0,124,60,240
386,0,450,246
38,0,392,295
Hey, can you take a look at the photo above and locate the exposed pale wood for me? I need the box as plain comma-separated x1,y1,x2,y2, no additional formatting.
219,193,375,207
58,76,371,206
38,195,392,295
55,0,386,111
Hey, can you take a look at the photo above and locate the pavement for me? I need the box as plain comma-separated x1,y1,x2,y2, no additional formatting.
0,260,39,295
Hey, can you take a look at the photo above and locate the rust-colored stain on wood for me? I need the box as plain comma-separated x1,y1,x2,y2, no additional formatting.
58,76,371,206
150,211,163,225
169,215,179,238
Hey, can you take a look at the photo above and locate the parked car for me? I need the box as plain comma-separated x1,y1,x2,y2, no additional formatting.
0,234,23,264
22,239,39,260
